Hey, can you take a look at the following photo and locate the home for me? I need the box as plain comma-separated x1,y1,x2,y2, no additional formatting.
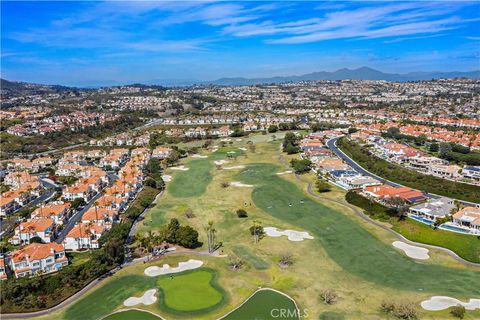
30,202,72,225
243,121,258,131
452,207,480,232
0,195,19,216
408,156,447,172
339,176,381,190
409,197,455,222
4,171,38,188
151,147,172,159
429,164,462,179
32,157,54,170
81,207,118,228
10,218,56,245
63,223,106,251
218,125,233,137
63,183,93,202
56,164,84,176
315,158,351,172
0,257,7,280
363,184,428,204
94,194,126,211
8,242,68,278
461,167,480,181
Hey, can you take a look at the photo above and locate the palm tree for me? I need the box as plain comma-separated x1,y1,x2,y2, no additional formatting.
205,220,216,253
93,201,100,224
251,220,262,244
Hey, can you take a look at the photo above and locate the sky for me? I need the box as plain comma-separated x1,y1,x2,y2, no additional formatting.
1,1,480,86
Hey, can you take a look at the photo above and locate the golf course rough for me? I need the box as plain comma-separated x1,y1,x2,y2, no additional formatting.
103,310,163,320
235,164,480,296
222,289,299,320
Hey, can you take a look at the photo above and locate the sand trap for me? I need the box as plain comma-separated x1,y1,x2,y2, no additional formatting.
264,227,314,242
170,165,189,171
224,165,245,170
192,154,208,158
162,175,172,182
276,171,293,175
144,259,203,277
123,289,157,306
239,147,247,151
421,296,480,311
214,160,229,165
212,148,218,153
221,138,232,142
392,241,429,260
236,138,242,141
227,151,237,154
230,181,254,188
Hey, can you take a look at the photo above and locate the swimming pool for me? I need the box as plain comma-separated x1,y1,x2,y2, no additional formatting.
439,224,474,235
409,215,434,226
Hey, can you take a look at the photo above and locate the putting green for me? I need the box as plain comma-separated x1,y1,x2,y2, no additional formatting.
103,310,162,320
223,289,298,320
156,269,226,314
236,164,480,296
168,159,212,198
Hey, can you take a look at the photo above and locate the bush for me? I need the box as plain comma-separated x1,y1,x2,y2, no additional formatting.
450,305,466,319
144,177,157,188
268,125,278,133
319,289,338,305
175,226,199,248
236,209,248,218
290,159,312,174
316,179,331,192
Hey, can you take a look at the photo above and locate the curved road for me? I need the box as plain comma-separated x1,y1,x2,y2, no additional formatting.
326,136,480,207
277,147,480,268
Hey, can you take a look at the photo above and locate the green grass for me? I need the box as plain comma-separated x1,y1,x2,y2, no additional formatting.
345,191,480,263
102,310,162,320
232,245,270,270
236,163,480,296
168,159,213,198
337,137,480,203
393,219,480,263
223,289,298,320
156,269,225,314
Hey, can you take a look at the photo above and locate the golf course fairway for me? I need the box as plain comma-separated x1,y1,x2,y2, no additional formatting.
236,164,480,296
168,159,212,198
103,310,162,320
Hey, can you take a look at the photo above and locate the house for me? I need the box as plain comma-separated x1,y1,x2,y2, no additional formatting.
4,171,38,188
461,167,480,181
10,218,56,245
63,183,93,202
429,164,461,179
409,197,456,222
56,164,83,176
363,184,428,204
151,147,172,159
0,195,19,216
31,202,72,225
32,157,54,170
63,223,106,251
339,176,381,190
243,121,258,131
218,125,233,137
8,242,68,278
408,156,447,172
81,207,118,228
315,158,351,172
94,195,126,211
452,207,480,232
0,257,7,280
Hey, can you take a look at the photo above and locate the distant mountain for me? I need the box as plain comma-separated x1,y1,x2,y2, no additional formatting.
0,78,76,95
203,67,480,86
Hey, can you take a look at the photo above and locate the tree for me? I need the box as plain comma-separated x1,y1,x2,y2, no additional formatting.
319,289,338,305
315,179,331,193
250,220,264,244
29,236,43,244
439,142,453,159
385,197,409,220
175,226,199,248
229,256,244,271
147,158,161,174
268,125,278,133
290,159,312,174
348,127,358,134
205,220,216,253
144,177,157,188
429,143,439,153
236,209,248,218
166,218,180,243
450,305,466,319
278,253,293,267
71,198,86,209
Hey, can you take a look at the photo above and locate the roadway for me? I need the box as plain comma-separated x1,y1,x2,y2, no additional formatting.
326,136,479,207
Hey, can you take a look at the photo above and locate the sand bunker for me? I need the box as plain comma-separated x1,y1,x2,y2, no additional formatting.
276,171,293,175
421,296,480,311
192,154,208,158
264,227,314,242
144,259,203,277
162,175,172,182
224,165,245,170
221,138,232,142
227,151,237,154
170,165,189,171
123,289,157,307
214,160,229,165
239,147,247,151
230,181,254,188
392,241,429,260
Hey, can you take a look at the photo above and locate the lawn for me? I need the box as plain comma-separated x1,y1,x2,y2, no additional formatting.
345,191,480,263
102,310,162,320
167,158,213,198
232,245,270,270
157,269,226,314
222,289,298,320
236,163,480,296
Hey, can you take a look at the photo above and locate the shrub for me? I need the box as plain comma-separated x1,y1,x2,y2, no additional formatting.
278,253,293,267
220,181,230,188
236,209,248,218
319,288,338,305
316,179,331,193
450,305,466,319
184,208,195,219
393,301,418,320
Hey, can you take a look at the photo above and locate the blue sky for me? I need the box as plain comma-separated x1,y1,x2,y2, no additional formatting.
1,1,479,86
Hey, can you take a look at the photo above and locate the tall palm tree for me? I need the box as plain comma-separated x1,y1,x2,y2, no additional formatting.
252,220,261,244
93,201,100,224
205,220,216,253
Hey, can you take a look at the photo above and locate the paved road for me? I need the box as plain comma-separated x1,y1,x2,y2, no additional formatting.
55,191,104,243
326,137,479,207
